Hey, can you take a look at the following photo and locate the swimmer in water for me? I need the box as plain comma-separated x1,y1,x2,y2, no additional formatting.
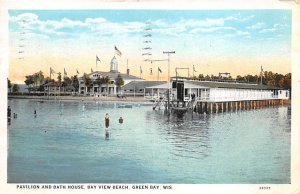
105,113,110,139
119,117,123,124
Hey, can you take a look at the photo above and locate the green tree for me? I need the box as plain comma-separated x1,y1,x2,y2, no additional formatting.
71,75,79,92
8,78,12,92
57,73,62,85
12,84,20,93
283,73,291,90
82,73,92,93
94,77,104,86
205,74,210,80
62,76,72,87
24,75,34,92
103,76,111,94
32,71,45,87
94,77,104,93
198,74,204,79
44,77,55,84
115,74,124,92
83,73,92,86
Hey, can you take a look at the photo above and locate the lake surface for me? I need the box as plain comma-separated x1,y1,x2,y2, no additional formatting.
7,99,291,183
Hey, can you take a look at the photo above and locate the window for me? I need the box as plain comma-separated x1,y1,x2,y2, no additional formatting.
280,91,282,94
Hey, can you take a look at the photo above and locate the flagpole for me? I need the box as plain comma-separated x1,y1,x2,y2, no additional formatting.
140,66,141,79
193,65,194,78
49,67,51,100
260,66,263,85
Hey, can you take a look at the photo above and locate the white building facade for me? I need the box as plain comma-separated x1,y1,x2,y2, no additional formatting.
78,56,143,95
146,79,290,101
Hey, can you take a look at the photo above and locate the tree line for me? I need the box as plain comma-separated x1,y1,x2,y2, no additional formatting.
7,70,125,93
197,71,291,90
21,71,80,92
8,70,290,93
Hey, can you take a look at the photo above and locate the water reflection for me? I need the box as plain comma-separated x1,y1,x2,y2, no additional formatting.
148,110,212,159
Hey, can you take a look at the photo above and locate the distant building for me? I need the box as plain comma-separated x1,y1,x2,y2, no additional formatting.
78,56,143,95
219,72,230,78
122,81,167,96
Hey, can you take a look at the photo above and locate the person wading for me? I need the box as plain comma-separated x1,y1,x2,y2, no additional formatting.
105,113,110,139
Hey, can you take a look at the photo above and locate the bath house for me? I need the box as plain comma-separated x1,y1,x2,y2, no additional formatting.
147,78,289,102
147,77,289,113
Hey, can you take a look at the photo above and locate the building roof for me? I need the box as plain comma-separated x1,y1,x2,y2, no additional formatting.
83,71,143,80
146,82,171,89
43,82,62,87
123,81,167,91
184,80,284,90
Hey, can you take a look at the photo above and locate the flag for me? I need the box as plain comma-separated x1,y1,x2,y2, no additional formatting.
193,65,197,72
91,68,94,73
158,67,162,73
115,46,122,56
64,68,67,76
140,66,142,74
96,55,101,64
50,67,56,75
76,69,79,74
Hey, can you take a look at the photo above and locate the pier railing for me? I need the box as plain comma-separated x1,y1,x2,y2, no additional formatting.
196,95,280,102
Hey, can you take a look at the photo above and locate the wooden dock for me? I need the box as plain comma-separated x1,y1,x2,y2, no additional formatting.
194,99,287,114
157,99,289,115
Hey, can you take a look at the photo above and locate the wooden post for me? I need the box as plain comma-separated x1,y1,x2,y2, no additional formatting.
215,103,217,113
221,103,223,113
199,102,202,114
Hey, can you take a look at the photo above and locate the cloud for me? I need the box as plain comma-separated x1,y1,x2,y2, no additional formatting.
190,26,236,33
10,13,39,23
225,14,255,22
9,12,258,39
236,30,250,36
259,28,276,33
246,22,265,30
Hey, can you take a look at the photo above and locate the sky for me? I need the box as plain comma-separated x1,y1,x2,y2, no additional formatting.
8,9,291,83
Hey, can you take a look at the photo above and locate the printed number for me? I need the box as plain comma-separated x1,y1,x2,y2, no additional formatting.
259,186,271,190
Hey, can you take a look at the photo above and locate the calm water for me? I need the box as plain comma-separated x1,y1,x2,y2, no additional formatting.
7,99,291,183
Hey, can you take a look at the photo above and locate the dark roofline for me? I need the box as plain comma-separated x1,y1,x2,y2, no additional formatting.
122,81,167,90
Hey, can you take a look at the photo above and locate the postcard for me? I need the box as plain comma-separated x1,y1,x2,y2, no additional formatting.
1,0,300,194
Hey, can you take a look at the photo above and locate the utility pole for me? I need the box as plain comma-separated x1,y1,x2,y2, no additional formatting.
163,51,175,115
163,51,175,82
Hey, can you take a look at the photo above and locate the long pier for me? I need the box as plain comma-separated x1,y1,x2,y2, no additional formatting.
162,99,290,114
193,99,288,114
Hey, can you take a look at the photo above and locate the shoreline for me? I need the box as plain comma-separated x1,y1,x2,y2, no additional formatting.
7,95,291,105
8,95,152,104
